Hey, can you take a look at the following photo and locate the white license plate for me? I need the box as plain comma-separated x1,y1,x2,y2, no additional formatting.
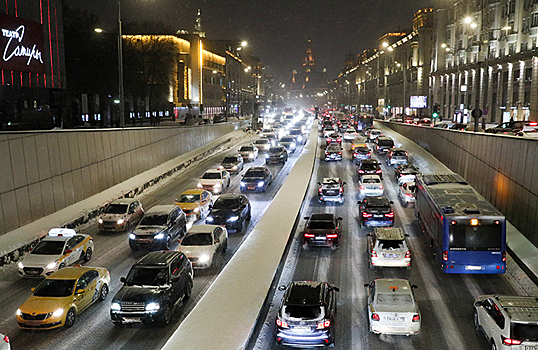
386,316,404,322
384,254,398,258
525,346,538,350
315,236,326,240
123,317,141,323
374,214,383,218
465,265,482,270
293,326,311,331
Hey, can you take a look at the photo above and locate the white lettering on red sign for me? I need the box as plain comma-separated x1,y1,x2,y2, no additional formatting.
2,25,43,65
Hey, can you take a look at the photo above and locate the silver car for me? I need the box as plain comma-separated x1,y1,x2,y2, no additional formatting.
386,148,409,166
359,175,384,197
365,278,420,336
279,136,297,153
367,227,411,269
398,181,416,207
238,145,259,162
0,333,9,350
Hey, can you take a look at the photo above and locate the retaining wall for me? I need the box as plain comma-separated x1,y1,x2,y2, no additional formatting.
381,121,538,247
0,122,248,236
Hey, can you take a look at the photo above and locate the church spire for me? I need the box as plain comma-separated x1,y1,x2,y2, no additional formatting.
194,9,205,37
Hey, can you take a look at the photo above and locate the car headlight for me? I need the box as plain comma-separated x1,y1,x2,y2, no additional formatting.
52,308,64,318
265,154,270,158
193,207,200,213
214,183,221,188
240,181,246,187
249,154,254,158
154,233,165,240
46,261,57,270
18,262,24,269
206,216,214,222
298,136,303,142
198,254,210,263
117,218,125,225
16,308,21,316
98,218,103,224
111,302,121,311
280,154,284,158
145,302,160,312
129,233,136,240
232,165,238,170
227,216,239,222
258,181,265,187
197,183,203,188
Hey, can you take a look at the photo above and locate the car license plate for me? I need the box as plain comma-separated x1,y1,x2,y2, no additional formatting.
137,239,150,243
525,346,538,350
465,265,482,270
316,236,326,240
293,326,311,331
384,254,398,258
248,187,255,190
374,214,383,218
386,316,404,322
123,317,141,323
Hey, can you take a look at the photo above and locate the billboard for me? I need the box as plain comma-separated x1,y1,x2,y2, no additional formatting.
0,13,45,74
410,96,427,109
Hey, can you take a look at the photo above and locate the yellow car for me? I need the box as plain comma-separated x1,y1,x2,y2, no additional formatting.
351,137,368,151
175,189,213,220
16,265,110,330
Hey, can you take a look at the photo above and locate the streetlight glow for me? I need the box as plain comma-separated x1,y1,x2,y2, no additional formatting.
382,42,389,48
464,17,473,24
94,28,103,33
241,41,248,47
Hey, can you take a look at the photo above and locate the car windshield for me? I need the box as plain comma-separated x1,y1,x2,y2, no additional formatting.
34,279,76,297
512,323,538,342
376,293,414,307
245,170,265,178
125,266,169,286
240,146,254,152
32,240,65,255
181,233,213,246
357,147,369,152
362,164,377,171
281,137,294,142
392,151,407,156
104,204,128,214
327,146,340,152
222,156,238,163
177,194,200,203
283,305,322,320
289,130,301,135
139,214,168,226
379,240,404,250
308,220,335,230
202,172,221,179
255,140,269,145
323,179,339,185
378,139,394,147
362,178,380,184
213,198,240,209
366,206,391,214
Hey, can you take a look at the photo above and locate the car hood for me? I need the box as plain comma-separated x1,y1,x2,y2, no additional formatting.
113,285,167,302
177,245,215,257
243,177,264,182
209,208,239,217
21,253,59,267
177,203,198,211
132,226,166,236
20,296,72,314
100,214,125,221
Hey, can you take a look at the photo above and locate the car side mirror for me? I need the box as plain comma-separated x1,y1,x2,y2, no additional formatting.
317,182,321,186
474,301,483,308
405,234,410,237
120,277,126,283
208,205,213,210
390,201,394,204
332,286,340,292
171,276,180,283
411,284,419,289
65,249,72,254
337,217,343,221
367,233,372,236
278,284,287,291
363,284,369,288
177,238,182,243
343,182,346,185
75,289,85,295
31,287,35,292
304,216,309,220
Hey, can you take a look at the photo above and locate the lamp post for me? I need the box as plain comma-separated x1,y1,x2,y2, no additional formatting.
117,0,125,128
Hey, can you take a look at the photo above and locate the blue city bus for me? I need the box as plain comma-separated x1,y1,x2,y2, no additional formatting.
415,174,506,274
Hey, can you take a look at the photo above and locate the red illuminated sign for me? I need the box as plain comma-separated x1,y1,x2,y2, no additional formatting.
0,13,45,74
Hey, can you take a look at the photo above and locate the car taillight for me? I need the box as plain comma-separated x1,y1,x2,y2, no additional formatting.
317,320,331,329
443,251,448,261
379,185,383,189
502,336,522,345
360,185,365,190
385,212,394,218
358,170,365,173
327,234,338,239
2,335,8,344
371,313,380,321
338,152,342,155
337,138,341,142
502,251,506,262
412,314,420,322
371,249,378,258
276,319,289,328
318,188,323,194
376,169,382,173
363,212,373,217
405,193,413,197
367,152,371,156
405,251,411,258
340,187,344,193
304,233,315,238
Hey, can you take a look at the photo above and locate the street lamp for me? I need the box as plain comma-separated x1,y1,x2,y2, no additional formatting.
117,0,125,127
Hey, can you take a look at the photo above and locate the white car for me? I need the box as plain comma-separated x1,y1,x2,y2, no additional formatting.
0,333,9,350
18,228,94,278
367,228,411,269
359,175,384,197
279,136,297,153
198,168,231,194
398,181,416,207
317,177,345,203
365,278,421,336
177,225,228,269
238,145,259,162
343,127,359,141
254,139,271,152
323,126,337,138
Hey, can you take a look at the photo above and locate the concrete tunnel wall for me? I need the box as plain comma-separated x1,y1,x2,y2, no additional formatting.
0,122,248,236
380,121,538,247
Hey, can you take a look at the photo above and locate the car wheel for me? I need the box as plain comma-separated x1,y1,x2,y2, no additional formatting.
64,308,76,328
164,236,172,250
491,341,497,350
99,284,109,301
84,247,92,262
236,220,243,233
161,305,172,325
474,312,481,331
222,240,228,253
184,279,193,299
59,262,66,269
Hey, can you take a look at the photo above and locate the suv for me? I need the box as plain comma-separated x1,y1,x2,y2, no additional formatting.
275,281,339,347
367,228,411,269
98,198,144,232
375,136,394,154
474,295,538,349
357,159,382,179
359,196,394,227
129,205,186,251
386,148,408,166
317,178,345,204
302,214,342,250
266,146,288,164
240,166,272,192
110,251,193,325
221,154,244,173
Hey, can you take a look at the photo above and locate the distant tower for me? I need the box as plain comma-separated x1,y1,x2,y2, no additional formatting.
343,49,355,72
194,9,205,37
303,40,315,74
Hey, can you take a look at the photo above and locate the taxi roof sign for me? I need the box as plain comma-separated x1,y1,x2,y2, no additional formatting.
48,228,77,237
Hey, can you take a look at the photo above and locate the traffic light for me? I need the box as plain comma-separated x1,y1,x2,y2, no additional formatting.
432,104,439,118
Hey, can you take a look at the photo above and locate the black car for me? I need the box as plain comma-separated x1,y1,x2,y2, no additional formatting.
266,146,288,164
220,154,244,174
110,251,193,325
353,146,371,162
395,164,420,181
375,136,394,154
275,281,339,347
359,196,394,228
206,193,251,232
129,205,187,251
240,166,272,193
302,213,342,249
357,159,382,179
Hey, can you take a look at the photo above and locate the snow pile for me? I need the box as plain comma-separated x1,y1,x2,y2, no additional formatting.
161,122,318,350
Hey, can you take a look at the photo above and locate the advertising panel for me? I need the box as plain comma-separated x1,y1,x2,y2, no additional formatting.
0,13,45,74
410,96,427,109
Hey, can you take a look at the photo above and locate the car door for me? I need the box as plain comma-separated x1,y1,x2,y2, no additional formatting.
177,207,187,236
169,257,183,303
478,299,498,338
73,273,92,311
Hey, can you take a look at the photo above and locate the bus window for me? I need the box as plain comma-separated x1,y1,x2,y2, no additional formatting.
449,223,502,251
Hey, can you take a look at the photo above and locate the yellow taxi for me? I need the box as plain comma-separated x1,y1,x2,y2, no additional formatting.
16,265,110,330
351,137,368,151
175,189,213,220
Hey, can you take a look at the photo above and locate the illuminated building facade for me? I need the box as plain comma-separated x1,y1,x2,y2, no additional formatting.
0,0,66,130
289,40,328,106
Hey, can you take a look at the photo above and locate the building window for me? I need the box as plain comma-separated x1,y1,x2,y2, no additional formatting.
526,67,533,81
509,43,516,55
513,69,520,82
532,12,538,27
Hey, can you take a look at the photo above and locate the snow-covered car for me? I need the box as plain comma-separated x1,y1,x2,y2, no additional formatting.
365,278,420,335
254,139,271,152
221,154,244,173
279,136,297,153
398,181,416,207
98,198,144,232
288,128,305,144
177,225,228,269
324,145,343,161
18,228,94,278
317,178,346,203
343,127,359,141
238,145,259,162
198,168,231,194
367,129,383,142
266,146,288,164
325,133,342,146
323,126,337,138
386,148,408,166
353,146,371,162
395,164,420,183
359,175,384,197
367,227,411,269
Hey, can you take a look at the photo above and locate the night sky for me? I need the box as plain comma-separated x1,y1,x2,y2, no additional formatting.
66,0,446,83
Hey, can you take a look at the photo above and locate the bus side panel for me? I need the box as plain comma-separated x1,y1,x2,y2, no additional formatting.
415,181,444,269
